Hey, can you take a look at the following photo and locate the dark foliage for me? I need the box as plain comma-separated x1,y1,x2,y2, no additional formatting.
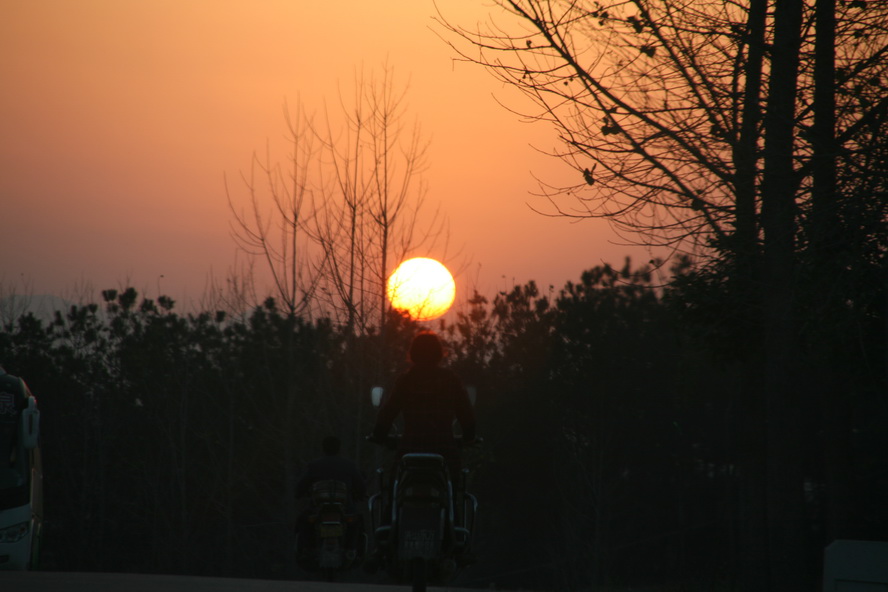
1,254,885,589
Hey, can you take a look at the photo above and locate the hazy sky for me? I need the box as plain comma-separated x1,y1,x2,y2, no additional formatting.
2,0,653,311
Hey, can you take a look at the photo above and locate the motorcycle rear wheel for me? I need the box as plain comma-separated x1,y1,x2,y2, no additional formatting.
410,558,427,592
323,567,336,582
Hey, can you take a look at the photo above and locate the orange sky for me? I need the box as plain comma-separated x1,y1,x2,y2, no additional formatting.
1,0,653,312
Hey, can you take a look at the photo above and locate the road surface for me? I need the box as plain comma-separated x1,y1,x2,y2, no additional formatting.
0,572,471,592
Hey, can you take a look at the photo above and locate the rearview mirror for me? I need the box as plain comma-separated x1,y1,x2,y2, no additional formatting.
21,396,40,449
371,386,384,408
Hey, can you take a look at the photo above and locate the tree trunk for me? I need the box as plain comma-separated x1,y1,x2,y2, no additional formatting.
283,321,298,576
735,363,769,592
810,0,854,546
732,0,767,261
731,5,770,586
760,0,807,589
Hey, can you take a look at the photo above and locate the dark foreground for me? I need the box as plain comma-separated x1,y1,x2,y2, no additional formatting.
0,571,469,592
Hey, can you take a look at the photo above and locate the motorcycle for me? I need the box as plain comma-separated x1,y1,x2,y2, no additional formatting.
298,479,366,581
366,435,480,592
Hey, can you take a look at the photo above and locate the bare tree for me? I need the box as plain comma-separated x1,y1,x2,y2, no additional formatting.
303,64,449,463
438,2,888,590
225,99,321,318
437,0,887,259
225,66,452,332
308,64,447,337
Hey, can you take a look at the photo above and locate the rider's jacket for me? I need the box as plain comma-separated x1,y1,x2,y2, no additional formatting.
296,454,366,512
373,364,476,465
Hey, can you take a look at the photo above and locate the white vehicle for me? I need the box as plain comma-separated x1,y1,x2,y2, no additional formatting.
0,369,42,570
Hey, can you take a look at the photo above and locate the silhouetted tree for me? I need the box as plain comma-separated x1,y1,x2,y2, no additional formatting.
439,2,888,588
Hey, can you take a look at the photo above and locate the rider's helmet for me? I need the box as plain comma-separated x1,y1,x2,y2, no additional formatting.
409,331,444,366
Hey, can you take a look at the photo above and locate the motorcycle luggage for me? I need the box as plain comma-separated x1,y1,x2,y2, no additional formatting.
311,479,348,503
397,455,450,503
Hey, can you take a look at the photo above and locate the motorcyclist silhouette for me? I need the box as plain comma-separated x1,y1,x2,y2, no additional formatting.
365,331,477,574
372,331,476,473
295,436,366,563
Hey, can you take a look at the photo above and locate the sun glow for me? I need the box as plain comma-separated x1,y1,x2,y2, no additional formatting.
386,257,456,321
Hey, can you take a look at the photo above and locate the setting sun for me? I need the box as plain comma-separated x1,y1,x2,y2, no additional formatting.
386,257,456,321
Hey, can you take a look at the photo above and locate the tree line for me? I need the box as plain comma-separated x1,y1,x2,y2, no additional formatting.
1,252,884,589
